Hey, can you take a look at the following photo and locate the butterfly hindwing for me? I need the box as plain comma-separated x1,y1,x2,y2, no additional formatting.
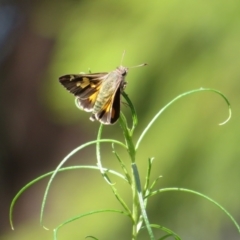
76,85,101,112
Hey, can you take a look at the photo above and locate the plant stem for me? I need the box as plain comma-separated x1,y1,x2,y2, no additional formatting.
131,163,139,240
119,113,138,239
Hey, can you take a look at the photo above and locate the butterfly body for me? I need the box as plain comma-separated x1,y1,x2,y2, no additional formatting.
59,66,128,124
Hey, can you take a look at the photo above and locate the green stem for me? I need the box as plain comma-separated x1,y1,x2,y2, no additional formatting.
119,112,136,162
131,166,138,240
119,113,138,239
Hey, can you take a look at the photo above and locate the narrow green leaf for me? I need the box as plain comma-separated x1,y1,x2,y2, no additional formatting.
146,187,240,233
53,209,129,240
40,139,126,228
9,165,127,230
136,88,231,150
132,163,155,240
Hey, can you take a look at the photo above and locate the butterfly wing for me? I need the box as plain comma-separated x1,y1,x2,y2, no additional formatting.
59,73,107,112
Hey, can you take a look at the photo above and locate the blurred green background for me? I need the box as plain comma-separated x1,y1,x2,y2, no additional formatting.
1,1,240,240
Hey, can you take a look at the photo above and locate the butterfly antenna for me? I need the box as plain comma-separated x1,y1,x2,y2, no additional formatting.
120,50,126,65
129,63,147,69
120,50,147,68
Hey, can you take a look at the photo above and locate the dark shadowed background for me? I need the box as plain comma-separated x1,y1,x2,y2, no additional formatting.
1,1,240,240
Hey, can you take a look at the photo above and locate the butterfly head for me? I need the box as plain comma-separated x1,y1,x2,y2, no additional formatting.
116,65,128,77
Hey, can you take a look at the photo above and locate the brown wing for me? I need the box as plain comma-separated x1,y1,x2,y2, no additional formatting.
59,73,107,112
90,87,121,124
59,73,107,96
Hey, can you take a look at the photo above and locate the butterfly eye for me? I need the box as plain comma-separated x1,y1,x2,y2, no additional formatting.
122,71,127,76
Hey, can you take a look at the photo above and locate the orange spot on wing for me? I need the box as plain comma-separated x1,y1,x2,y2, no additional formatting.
78,77,90,88
89,91,99,103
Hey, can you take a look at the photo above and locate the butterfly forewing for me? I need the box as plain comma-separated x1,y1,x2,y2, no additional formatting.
59,73,107,111
59,73,106,96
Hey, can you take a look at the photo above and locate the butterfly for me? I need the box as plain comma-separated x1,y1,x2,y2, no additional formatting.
59,56,146,125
